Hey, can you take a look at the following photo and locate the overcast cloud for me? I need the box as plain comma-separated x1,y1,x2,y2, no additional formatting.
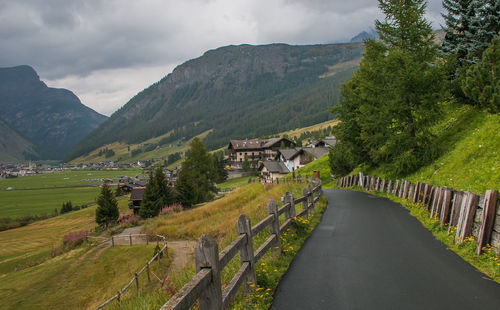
0,0,445,116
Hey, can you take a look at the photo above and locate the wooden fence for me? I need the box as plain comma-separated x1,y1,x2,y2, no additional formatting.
337,173,500,256
159,180,322,310
94,234,168,309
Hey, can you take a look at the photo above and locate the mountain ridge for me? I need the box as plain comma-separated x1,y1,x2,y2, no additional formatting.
68,42,364,160
0,65,108,161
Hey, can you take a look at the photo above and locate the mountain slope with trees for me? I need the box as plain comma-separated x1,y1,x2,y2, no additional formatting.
0,120,39,162
67,43,364,160
0,65,107,160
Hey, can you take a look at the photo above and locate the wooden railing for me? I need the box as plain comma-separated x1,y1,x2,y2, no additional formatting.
94,234,168,309
337,173,500,255
159,180,322,310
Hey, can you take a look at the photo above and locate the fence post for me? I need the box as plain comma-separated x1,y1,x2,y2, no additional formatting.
111,236,114,247
455,193,479,244
195,234,223,310
302,188,309,219
284,192,296,218
308,184,315,213
236,215,257,292
129,234,133,246
146,262,151,282
135,272,139,294
116,290,121,304
267,200,281,253
476,190,499,255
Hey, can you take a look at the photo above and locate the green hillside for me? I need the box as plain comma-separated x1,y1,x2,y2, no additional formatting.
340,103,500,194
67,43,364,160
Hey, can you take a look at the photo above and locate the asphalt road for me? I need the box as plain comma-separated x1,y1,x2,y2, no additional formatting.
271,189,500,310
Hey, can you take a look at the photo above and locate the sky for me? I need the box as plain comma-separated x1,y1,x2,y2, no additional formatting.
0,0,445,116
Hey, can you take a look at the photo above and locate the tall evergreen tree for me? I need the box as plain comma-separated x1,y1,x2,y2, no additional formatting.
441,0,474,59
466,0,500,62
176,138,217,207
95,183,119,225
331,0,445,176
140,166,174,218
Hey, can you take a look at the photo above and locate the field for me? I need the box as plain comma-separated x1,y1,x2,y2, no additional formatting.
0,197,131,276
0,169,142,218
0,187,100,218
0,169,142,189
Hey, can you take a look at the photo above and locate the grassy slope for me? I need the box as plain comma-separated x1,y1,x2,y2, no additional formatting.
0,244,162,310
360,104,500,193
0,198,131,275
70,130,212,166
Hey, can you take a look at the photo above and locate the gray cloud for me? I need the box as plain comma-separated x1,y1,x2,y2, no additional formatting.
0,0,444,115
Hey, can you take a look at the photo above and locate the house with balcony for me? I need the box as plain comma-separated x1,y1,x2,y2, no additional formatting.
227,138,295,169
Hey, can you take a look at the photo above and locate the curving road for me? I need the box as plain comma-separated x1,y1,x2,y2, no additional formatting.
271,189,500,310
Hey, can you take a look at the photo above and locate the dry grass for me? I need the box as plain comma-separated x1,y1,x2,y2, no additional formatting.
144,183,304,245
0,197,131,275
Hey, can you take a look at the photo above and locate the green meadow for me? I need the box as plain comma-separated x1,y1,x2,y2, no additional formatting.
0,169,142,218
0,187,100,218
0,169,141,189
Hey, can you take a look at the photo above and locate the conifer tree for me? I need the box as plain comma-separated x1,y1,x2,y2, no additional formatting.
176,138,216,207
95,183,119,225
139,166,174,218
462,36,500,113
441,0,473,59
330,0,445,176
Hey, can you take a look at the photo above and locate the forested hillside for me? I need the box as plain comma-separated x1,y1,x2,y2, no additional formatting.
0,66,107,160
0,120,38,162
67,43,364,160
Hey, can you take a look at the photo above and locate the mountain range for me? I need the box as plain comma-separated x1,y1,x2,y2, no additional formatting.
0,65,107,162
67,42,364,160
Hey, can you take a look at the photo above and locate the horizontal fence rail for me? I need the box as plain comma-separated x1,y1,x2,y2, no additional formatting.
159,180,322,310
337,173,500,256
95,234,168,310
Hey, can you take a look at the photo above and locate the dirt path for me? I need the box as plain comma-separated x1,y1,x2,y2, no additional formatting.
167,240,196,270
96,225,196,270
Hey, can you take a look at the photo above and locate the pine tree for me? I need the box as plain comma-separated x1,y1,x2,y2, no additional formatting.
242,154,250,171
466,0,500,62
140,167,174,218
331,0,445,176
95,183,119,225
176,138,216,207
462,35,500,113
441,0,473,59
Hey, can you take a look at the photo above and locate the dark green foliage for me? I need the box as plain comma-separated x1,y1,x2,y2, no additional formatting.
167,152,182,165
331,0,445,177
95,183,119,225
130,148,143,157
139,167,174,218
98,147,115,158
242,154,250,172
328,142,361,177
176,138,217,207
115,185,122,197
60,201,73,214
441,0,474,60
212,151,228,183
67,43,365,159
462,36,500,113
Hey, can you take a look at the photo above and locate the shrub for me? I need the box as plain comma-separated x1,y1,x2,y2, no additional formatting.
159,203,184,215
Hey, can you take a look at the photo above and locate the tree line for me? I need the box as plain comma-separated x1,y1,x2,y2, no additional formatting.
329,0,499,178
